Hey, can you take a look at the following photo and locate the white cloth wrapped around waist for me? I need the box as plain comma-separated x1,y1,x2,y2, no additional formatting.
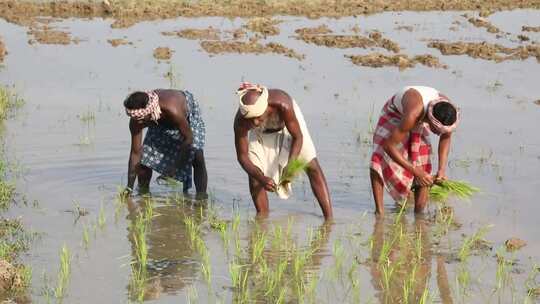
248,99,316,199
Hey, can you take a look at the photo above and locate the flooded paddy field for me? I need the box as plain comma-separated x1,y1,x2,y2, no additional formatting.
0,6,540,303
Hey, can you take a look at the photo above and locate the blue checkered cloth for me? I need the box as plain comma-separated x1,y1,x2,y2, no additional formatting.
140,90,205,189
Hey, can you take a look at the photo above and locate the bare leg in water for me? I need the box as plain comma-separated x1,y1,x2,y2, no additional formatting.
306,158,333,220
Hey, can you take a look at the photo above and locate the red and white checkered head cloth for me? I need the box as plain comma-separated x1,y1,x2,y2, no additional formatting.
236,82,269,118
426,97,460,134
125,90,162,122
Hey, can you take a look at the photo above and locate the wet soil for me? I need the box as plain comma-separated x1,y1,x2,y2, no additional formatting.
244,17,281,36
27,25,76,45
505,237,527,251
1,0,540,28
467,16,500,33
428,41,540,62
0,37,5,63
522,26,540,32
296,31,400,53
294,24,332,36
162,27,221,41
107,38,131,47
200,40,304,60
153,47,173,61
345,53,446,69
0,260,24,293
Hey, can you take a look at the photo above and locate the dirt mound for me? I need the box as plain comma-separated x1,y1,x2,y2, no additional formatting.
522,26,540,32
369,31,400,53
505,237,527,251
345,53,446,70
244,18,280,36
0,36,6,62
428,41,540,62
162,27,221,40
467,16,500,33
294,25,332,36
27,25,77,45
107,38,131,47
2,0,540,28
153,47,173,61
200,40,304,60
0,260,25,293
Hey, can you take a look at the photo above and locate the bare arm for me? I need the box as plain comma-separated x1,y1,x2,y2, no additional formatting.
281,101,303,162
436,132,452,181
382,89,433,186
127,119,143,190
234,112,264,181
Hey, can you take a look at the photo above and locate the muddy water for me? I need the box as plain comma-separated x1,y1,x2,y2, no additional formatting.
1,10,540,303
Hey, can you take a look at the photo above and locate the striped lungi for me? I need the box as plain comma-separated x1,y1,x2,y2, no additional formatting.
370,97,432,203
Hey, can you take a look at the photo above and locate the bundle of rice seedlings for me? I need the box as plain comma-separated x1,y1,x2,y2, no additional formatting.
279,159,309,186
430,180,480,202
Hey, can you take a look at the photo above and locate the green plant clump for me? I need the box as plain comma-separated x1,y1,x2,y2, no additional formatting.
430,180,479,202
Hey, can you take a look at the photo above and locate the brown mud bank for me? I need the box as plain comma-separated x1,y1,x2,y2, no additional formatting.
0,37,5,63
296,27,400,53
428,41,540,62
346,53,446,69
200,40,304,60
1,0,540,28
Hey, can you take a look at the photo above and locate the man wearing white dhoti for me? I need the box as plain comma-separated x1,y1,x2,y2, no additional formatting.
233,82,333,220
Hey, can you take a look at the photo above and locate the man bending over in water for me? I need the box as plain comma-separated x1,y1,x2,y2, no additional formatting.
370,86,460,215
124,89,207,198
233,82,333,220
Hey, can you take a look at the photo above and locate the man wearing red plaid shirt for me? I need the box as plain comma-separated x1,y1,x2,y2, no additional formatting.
370,86,460,215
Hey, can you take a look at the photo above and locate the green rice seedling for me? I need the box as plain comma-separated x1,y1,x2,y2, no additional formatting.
380,262,395,291
278,159,309,189
348,263,360,303
82,225,90,249
458,225,491,262
232,212,241,234
0,86,24,120
332,240,345,279
184,216,201,249
271,225,283,250
131,213,148,267
251,230,266,264
54,244,72,300
430,180,480,202
186,284,198,304
77,108,96,124
415,231,423,261
98,203,106,229
229,259,242,289
0,180,15,210
201,249,212,286
418,287,431,304
129,263,147,302
495,247,514,290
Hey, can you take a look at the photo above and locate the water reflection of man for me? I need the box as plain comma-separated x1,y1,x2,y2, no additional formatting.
369,214,453,304
233,82,333,220
370,86,460,215
123,89,207,198
125,197,201,301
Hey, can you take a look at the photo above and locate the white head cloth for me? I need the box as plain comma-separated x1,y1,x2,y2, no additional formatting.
236,82,269,118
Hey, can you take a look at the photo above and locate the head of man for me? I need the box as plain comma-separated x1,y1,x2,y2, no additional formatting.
237,83,269,128
426,100,459,135
124,91,161,124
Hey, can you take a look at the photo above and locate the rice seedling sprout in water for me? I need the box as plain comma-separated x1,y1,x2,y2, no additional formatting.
54,244,71,300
